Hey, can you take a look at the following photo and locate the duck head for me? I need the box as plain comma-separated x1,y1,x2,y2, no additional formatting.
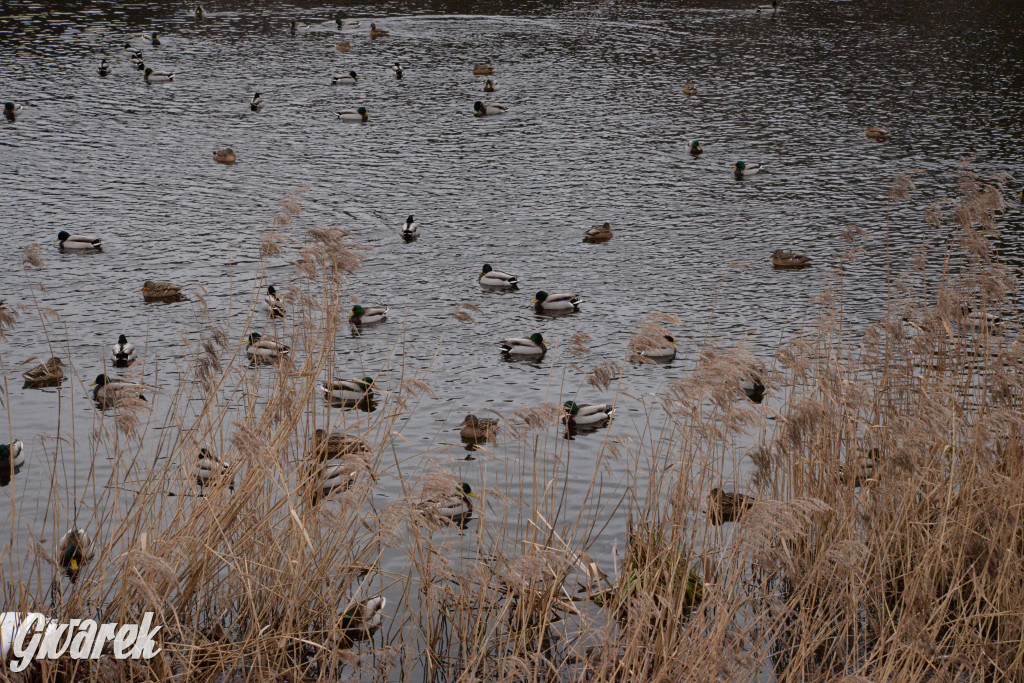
481,263,493,274
349,70,359,80
533,291,549,303
734,161,746,171
350,305,365,318
458,482,478,499
56,230,70,242
406,215,414,224
267,285,277,295
118,334,129,344
91,374,110,387
529,333,545,345
690,140,702,153
246,332,262,344
563,401,580,415
358,376,374,389
474,101,485,113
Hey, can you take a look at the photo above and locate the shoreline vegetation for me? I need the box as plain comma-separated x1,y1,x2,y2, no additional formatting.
2,161,1023,681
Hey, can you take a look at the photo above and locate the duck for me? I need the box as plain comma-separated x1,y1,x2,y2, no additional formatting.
98,59,110,76
837,452,876,488
368,23,389,38
194,448,231,490
338,596,386,642
22,357,64,387
682,81,698,96
772,249,812,269
391,63,404,79
146,32,161,46
0,441,25,470
92,374,147,405
250,93,263,111
111,334,136,366
194,5,206,19
265,285,285,318
635,334,678,360
417,482,477,526
311,428,371,461
56,230,102,250
349,304,387,325
130,51,145,69
733,161,764,179
865,126,890,141
122,41,134,51
335,18,360,29
245,332,289,362
472,64,495,75
4,102,22,122
689,140,703,156
708,487,754,524
756,0,778,11
57,528,94,577
960,305,1003,330
742,375,766,403
460,414,499,443
338,107,369,122
335,41,351,52
484,79,497,92
314,459,366,500
533,291,582,314
500,333,547,357
582,222,613,244
400,215,419,240
212,148,236,164
291,21,311,33
474,101,507,117
562,401,614,427
331,71,359,85
317,377,375,404
141,280,185,302
479,264,518,290
143,67,173,83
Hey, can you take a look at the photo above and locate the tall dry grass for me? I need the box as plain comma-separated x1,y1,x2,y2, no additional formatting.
2,161,1023,681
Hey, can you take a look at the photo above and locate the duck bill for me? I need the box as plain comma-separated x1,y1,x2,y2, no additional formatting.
467,492,479,499
89,380,97,386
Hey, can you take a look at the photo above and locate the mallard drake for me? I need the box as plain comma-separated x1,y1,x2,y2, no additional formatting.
733,161,763,179
98,59,110,76
500,333,547,356
0,441,25,469
484,79,497,92
391,63,404,79
141,280,185,302
130,51,145,69
474,101,507,117
122,41,134,51
92,374,147,405
460,414,499,443
317,377,375,404
250,93,263,111
960,305,1003,330
635,334,678,360
143,67,173,82
742,375,766,403
837,453,876,488
194,447,231,490
349,304,387,325
22,357,64,387
708,487,754,524
400,215,419,240
147,32,161,46
311,428,371,461
245,332,289,361
479,264,518,289
689,140,703,156
865,126,890,141
291,20,310,33
472,64,494,75
338,596,386,642
314,459,367,500
265,285,285,318
338,107,369,122
56,230,102,250
332,70,360,85
583,222,613,243
682,81,697,96
335,41,351,51
336,18,360,29
111,334,136,366
533,291,582,314
771,249,811,269
57,528,94,577
194,5,206,18
212,148,236,164
368,23,389,38
3,102,22,122
417,482,477,526
563,401,614,427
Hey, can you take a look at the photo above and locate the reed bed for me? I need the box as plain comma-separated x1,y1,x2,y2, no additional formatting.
2,161,1022,681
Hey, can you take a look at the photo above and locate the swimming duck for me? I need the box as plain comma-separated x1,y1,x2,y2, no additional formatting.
265,285,285,318
473,64,495,75
130,51,145,69
865,126,890,141
98,59,110,76
317,377,375,404
332,70,360,85
708,488,754,524
460,414,499,443
250,93,263,111
338,107,369,122
147,32,161,46
212,148,236,164
474,101,507,117
636,334,678,360
837,453,876,488
771,249,811,269
291,21,310,33
338,596,386,642
336,18,360,29
22,357,64,387
245,332,290,362
733,161,764,179
391,63,404,79
562,401,614,427
689,140,703,156
194,448,231,490
400,215,419,240
484,79,497,92
111,334,136,366
92,374,147,406
141,280,185,302
311,428,371,461
56,230,102,250
122,41,134,51
194,5,206,19
349,304,387,325
742,375,766,403
143,67,173,83
4,103,23,122
57,528,94,577
0,441,25,470
500,333,547,356
583,222,613,243
417,482,477,526
369,23,389,38
682,81,697,96
533,291,582,314
756,0,778,11
335,41,351,52
479,264,518,289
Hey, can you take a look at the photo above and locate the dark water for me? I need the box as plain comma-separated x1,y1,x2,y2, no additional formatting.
1,0,1023,640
